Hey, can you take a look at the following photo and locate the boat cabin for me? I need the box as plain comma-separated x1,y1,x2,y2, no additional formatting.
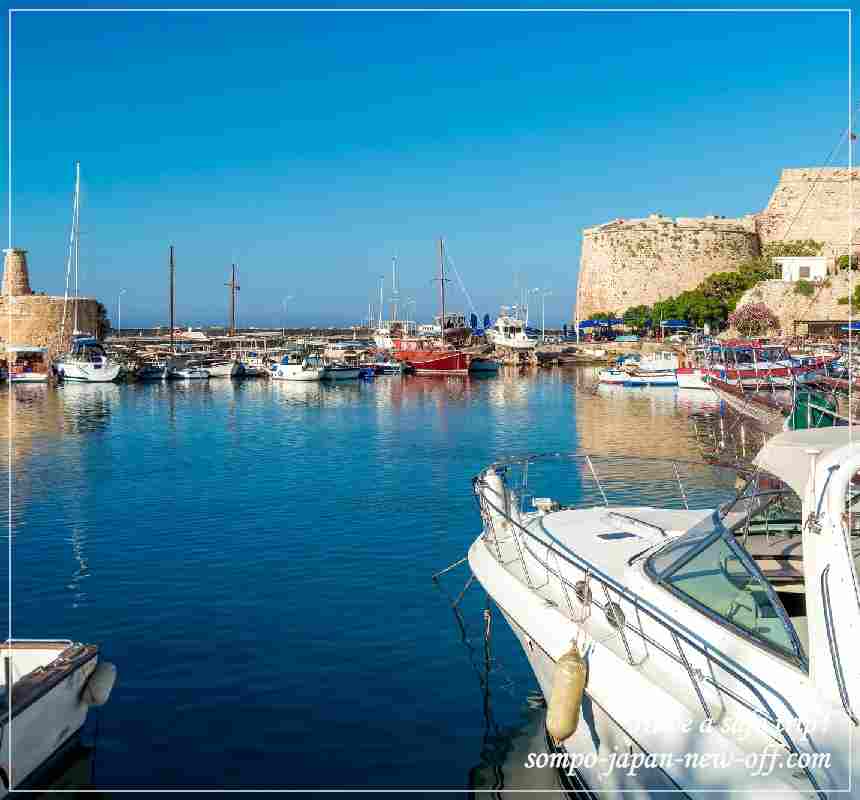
5,345,50,383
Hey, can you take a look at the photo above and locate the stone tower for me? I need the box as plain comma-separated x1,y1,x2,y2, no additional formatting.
2,248,33,297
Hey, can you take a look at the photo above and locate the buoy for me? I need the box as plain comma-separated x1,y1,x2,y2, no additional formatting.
546,644,587,744
81,661,117,706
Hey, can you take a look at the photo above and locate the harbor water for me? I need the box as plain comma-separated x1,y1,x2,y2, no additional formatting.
1,369,722,791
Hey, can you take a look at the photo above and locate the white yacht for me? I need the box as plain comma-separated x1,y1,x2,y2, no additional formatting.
468,429,858,797
0,640,116,795
486,309,538,350
271,353,325,381
56,336,122,383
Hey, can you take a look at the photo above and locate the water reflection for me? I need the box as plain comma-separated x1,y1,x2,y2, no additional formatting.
20,742,108,798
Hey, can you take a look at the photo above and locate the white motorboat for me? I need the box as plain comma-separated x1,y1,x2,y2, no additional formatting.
271,353,325,381
598,367,677,386
6,346,50,383
486,310,538,350
56,336,122,383
0,639,116,795
629,350,679,373
203,360,242,378
467,429,859,797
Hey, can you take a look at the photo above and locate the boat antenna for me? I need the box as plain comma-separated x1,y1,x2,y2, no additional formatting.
72,161,81,335
169,245,175,350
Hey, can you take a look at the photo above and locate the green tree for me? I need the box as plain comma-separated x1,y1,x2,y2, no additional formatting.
622,304,651,330
836,254,860,271
794,279,815,297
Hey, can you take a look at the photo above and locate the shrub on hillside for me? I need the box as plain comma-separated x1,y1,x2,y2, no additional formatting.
794,280,815,297
727,303,780,337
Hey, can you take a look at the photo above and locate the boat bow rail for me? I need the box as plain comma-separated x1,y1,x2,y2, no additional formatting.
471,453,829,796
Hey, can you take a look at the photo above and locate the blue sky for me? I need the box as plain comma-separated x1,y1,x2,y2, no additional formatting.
6,5,853,327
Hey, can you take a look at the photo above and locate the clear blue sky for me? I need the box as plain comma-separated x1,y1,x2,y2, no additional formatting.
6,5,853,328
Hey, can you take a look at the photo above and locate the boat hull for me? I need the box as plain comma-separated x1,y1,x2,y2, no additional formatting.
271,365,324,381
469,357,501,373
322,367,361,381
395,350,469,375
57,362,122,383
206,362,242,378
9,373,49,383
675,368,711,390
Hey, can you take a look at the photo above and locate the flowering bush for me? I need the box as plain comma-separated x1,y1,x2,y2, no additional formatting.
727,303,780,337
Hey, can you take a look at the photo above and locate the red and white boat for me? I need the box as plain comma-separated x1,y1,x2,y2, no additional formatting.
681,341,832,389
390,240,470,376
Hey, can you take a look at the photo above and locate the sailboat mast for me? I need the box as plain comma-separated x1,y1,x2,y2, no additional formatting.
72,161,80,334
169,245,175,349
378,276,384,328
439,238,445,346
391,256,398,323
226,263,239,335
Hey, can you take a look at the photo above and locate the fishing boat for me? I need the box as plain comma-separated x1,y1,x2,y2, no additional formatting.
54,164,122,384
704,342,830,389
0,640,117,796
390,241,470,375
466,428,859,796
6,346,50,383
370,359,404,376
202,360,242,378
271,353,325,381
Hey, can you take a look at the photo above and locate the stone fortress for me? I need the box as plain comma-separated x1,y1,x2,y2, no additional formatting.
0,248,106,357
574,168,860,319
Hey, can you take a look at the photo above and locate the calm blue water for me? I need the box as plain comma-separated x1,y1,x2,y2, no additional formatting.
1,370,719,792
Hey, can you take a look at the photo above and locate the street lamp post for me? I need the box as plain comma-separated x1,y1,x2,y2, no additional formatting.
117,289,126,338
532,288,552,342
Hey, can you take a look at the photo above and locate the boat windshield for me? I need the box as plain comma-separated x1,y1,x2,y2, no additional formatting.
646,470,806,664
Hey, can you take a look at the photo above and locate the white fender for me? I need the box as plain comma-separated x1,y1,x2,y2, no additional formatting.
81,661,117,706
546,644,587,743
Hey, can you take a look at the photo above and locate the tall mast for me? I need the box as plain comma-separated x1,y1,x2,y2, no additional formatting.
226,263,240,335
169,245,175,349
391,255,398,322
378,275,384,328
72,161,81,334
439,238,445,346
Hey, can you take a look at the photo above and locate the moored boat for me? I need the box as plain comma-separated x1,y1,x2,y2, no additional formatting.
271,353,325,381
0,639,117,797
465,430,859,796
322,362,361,380
56,336,122,383
6,346,50,383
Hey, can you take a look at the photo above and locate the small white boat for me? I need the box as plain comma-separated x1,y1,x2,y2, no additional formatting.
322,362,361,381
204,360,242,378
0,639,116,796
271,353,325,381
56,336,122,383
6,345,50,383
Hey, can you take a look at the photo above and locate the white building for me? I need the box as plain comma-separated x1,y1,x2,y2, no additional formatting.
774,256,828,282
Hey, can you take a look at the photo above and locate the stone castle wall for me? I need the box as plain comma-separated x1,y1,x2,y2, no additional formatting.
756,168,860,260
575,214,760,319
0,296,103,357
575,168,860,321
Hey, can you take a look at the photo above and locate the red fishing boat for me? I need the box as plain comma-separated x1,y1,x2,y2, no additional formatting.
391,240,470,375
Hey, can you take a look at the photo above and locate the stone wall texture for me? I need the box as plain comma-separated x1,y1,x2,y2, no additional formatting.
575,168,860,321
575,214,760,319
756,168,860,260
732,275,853,336
2,249,32,297
0,296,103,357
